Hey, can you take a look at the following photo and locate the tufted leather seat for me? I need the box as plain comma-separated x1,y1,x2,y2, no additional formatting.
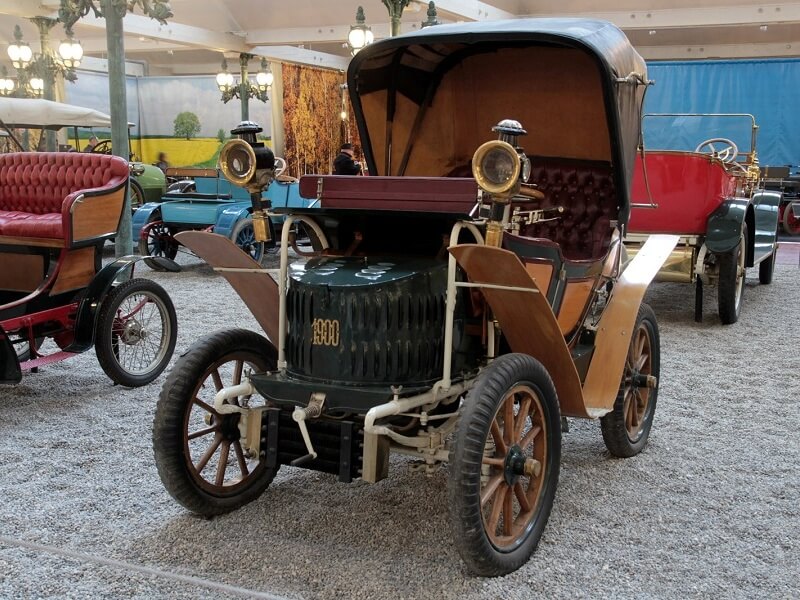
0,152,129,241
521,156,617,261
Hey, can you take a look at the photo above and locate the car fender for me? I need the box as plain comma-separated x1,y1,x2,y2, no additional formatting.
214,202,253,238
706,197,750,255
131,202,162,242
0,328,22,385
67,255,178,353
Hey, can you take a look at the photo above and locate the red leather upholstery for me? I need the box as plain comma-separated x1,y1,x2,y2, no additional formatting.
521,156,617,261
0,152,128,240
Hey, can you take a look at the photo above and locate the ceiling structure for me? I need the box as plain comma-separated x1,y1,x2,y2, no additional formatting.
1,0,800,77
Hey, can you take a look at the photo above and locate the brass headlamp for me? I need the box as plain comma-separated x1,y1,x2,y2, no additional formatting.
219,121,276,243
472,119,531,246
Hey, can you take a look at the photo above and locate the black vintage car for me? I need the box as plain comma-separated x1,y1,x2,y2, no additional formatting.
153,18,677,576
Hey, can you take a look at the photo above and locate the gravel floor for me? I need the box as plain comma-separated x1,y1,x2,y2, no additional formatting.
1,243,798,599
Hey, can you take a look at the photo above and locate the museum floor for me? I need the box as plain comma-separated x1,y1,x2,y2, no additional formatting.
1,243,797,599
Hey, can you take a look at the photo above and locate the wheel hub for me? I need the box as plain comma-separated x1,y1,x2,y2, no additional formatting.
119,320,145,345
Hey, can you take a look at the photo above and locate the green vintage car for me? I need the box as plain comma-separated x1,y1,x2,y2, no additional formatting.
89,139,166,209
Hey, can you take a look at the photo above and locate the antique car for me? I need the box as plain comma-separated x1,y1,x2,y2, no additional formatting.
152,19,678,576
0,96,166,210
626,113,781,324
761,165,800,236
132,154,308,269
0,151,177,387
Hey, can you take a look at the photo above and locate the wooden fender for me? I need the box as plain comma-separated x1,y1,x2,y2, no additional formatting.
581,234,679,415
449,244,589,418
450,233,679,419
175,231,280,344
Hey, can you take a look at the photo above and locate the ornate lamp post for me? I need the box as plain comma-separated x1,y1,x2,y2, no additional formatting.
58,0,173,257
216,55,272,122
347,6,374,55
382,0,411,37
420,1,441,28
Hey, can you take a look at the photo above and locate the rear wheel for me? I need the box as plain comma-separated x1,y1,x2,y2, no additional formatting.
95,278,177,387
601,303,660,457
783,203,800,235
449,353,560,577
231,217,265,263
139,214,179,271
758,250,776,285
717,224,747,324
153,329,278,516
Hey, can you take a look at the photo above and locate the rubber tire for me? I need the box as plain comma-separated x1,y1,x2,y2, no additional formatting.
139,214,179,271
758,250,776,285
448,353,561,577
717,224,747,325
783,202,800,236
600,303,660,458
129,179,145,211
95,278,177,387
231,217,265,264
153,328,278,516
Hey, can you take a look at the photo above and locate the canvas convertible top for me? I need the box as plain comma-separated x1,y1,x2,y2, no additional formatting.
0,97,112,129
348,18,648,225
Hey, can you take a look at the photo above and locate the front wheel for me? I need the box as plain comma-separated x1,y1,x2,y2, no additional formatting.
153,329,278,515
448,353,561,577
600,303,660,457
95,278,177,387
231,217,265,263
139,215,179,271
717,224,747,324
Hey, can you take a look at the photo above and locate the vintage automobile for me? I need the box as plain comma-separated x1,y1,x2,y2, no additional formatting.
132,154,308,269
0,151,177,387
761,165,800,236
0,96,166,210
152,19,678,576
626,113,781,324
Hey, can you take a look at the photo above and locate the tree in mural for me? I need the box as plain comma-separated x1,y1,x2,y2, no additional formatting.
174,111,201,140
217,128,226,145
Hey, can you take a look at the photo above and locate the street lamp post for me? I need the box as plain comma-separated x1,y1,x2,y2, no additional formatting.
216,54,272,122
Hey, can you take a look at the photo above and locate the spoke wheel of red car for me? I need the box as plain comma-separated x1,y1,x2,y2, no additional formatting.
717,225,747,325
153,329,278,516
95,278,177,387
448,353,560,577
139,216,179,271
783,203,800,236
600,303,660,457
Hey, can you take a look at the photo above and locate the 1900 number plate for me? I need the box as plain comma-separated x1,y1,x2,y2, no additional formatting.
312,318,340,346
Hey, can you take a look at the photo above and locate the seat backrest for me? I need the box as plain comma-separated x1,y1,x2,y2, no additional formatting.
521,156,617,261
0,152,129,214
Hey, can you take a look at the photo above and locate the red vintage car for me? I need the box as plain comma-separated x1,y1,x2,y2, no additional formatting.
625,113,781,324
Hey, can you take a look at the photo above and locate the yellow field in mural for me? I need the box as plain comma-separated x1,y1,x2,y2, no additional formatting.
134,138,225,168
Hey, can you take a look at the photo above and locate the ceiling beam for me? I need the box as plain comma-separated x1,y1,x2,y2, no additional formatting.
249,45,349,70
0,1,50,18
247,22,422,46
536,4,800,30
638,41,800,60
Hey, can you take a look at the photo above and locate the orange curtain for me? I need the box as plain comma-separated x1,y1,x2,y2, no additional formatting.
282,63,363,176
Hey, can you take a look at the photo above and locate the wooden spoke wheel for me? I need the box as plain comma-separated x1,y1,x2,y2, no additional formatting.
153,329,278,516
449,353,560,577
601,303,660,457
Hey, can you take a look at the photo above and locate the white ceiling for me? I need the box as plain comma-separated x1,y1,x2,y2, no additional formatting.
1,0,800,76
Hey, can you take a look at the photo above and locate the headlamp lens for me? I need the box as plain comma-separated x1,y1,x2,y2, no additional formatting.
481,148,517,187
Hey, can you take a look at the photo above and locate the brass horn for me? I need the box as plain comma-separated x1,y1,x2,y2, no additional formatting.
219,138,257,187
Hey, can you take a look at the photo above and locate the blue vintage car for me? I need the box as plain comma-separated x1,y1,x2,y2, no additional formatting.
132,167,309,269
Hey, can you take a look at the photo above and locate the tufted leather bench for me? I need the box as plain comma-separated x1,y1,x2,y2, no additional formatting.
521,156,617,261
0,152,129,248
